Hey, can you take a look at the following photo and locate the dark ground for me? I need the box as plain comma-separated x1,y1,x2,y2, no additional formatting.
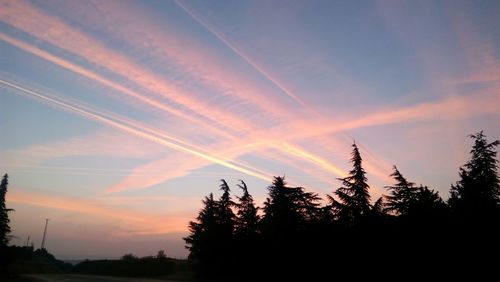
3,274,180,282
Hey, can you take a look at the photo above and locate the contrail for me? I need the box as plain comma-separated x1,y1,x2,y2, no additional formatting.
0,32,235,140
0,32,351,184
174,0,316,113
0,78,275,183
173,1,395,181
0,33,389,187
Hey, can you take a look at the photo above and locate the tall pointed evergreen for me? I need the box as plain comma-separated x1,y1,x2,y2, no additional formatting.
216,179,236,236
0,174,12,247
184,193,218,261
329,143,371,224
449,131,499,218
234,180,259,237
384,166,419,215
233,180,260,272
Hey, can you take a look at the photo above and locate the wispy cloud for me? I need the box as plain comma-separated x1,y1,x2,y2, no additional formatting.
1,79,275,184
8,189,190,234
173,0,316,113
0,0,262,137
2,0,497,197
2,129,163,168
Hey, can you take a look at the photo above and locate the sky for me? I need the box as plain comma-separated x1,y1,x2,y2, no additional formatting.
1,0,499,259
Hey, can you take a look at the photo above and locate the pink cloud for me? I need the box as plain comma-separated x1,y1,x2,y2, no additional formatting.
0,0,262,137
8,189,191,234
2,129,164,168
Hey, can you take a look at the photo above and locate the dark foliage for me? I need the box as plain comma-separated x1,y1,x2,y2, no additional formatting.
184,193,218,262
384,166,419,215
449,131,500,221
185,133,500,277
2,246,73,277
1,173,13,247
327,143,371,224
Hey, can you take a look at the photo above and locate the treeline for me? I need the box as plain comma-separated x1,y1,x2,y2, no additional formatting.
71,252,183,277
184,132,500,278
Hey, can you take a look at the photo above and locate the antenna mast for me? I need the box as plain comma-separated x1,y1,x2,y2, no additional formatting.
41,218,49,249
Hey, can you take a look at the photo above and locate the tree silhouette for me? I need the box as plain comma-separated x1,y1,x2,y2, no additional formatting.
216,179,236,235
260,176,322,277
233,180,260,276
370,197,386,217
213,179,236,271
449,131,499,219
262,176,321,235
0,174,13,247
184,193,218,262
262,176,299,236
384,166,419,216
182,132,500,278
411,185,447,219
234,180,259,237
328,143,371,224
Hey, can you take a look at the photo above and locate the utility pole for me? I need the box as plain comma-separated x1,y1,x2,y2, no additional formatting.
41,218,49,250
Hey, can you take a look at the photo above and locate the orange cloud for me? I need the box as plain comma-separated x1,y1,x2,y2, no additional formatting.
272,90,500,142
8,190,190,234
106,153,210,193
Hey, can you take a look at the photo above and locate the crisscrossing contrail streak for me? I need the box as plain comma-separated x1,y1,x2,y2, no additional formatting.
174,0,316,113
0,78,275,183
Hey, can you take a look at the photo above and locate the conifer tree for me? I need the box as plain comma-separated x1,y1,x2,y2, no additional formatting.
328,143,371,224
262,176,320,234
412,185,447,218
449,131,499,218
216,179,235,232
262,176,298,235
234,180,259,237
184,193,217,261
0,174,12,247
384,166,419,216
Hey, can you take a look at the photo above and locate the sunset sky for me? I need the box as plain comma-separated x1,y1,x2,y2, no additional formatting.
1,0,499,259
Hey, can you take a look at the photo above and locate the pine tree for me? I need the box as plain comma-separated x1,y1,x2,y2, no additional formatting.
384,166,419,216
233,180,260,273
262,176,320,234
412,185,447,218
371,197,386,216
215,179,235,248
449,131,499,218
216,179,236,231
328,143,371,224
262,176,298,235
0,174,12,247
184,193,218,261
234,180,259,237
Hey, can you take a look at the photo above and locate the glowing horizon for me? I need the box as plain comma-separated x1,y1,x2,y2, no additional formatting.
1,0,499,259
